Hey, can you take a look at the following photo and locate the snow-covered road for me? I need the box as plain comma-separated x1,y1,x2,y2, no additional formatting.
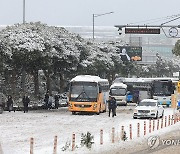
0,105,178,154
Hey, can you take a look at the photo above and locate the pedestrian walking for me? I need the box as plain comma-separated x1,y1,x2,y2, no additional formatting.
48,94,53,110
23,95,30,113
108,96,117,117
44,92,49,109
54,94,59,109
7,95,14,112
112,97,117,116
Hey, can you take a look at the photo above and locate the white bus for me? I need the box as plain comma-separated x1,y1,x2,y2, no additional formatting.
109,82,128,106
68,75,109,114
113,77,178,106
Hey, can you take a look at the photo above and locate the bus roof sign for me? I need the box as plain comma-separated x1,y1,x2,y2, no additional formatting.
125,28,160,34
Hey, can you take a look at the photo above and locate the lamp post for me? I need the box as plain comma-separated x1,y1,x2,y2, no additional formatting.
93,11,114,40
23,0,26,23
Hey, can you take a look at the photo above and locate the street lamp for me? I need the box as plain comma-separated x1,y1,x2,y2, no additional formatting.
93,11,114,40
23,0,26,23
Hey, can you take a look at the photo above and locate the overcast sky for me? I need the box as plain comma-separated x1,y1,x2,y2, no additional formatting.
1,0,180,26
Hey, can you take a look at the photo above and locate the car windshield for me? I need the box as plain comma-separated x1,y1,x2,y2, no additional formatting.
138,101,156,106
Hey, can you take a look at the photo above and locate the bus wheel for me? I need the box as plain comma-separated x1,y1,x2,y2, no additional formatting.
72,111,76,115
96,110,100,115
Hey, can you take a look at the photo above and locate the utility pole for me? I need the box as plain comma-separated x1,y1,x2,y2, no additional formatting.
93,12,114,40
23,0,26,23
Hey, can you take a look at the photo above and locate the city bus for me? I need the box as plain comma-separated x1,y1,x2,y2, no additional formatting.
68,75,109,114
109,82,128,106
152,78,177,107
113,77,177,106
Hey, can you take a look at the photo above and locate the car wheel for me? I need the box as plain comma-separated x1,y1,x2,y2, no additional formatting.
133,116,137,119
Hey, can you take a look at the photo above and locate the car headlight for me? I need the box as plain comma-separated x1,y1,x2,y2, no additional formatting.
134,109,138,113
151,110,156,112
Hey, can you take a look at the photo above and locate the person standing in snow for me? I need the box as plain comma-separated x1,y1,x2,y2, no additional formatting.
112,97,117,116
44,92,49,109
108,96,117,117
23,94,30,113
54,94,59,109
7,95,14,112
48,94,53,110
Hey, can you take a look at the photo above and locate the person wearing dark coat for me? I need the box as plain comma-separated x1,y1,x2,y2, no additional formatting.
54,94,59,109
112,97,117,116
7,95,14,112
108,96,117,117
23,95,30,113
44,92,49,109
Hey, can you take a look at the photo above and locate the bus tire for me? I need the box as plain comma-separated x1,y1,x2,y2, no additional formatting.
97,109,100,115
72,111,76,115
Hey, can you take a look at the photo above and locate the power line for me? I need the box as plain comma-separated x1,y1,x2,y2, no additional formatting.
128,14,180,25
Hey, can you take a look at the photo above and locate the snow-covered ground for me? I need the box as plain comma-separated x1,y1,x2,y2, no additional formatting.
0,106,179,154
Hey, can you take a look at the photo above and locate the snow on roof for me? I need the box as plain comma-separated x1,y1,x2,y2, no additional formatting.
70,75,108,83
110,82,127,89
115,77,179,83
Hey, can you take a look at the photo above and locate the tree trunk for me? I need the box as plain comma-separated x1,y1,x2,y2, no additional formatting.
44,69,52,94
11,69,16,97
33,70,39,98
59,73,65,93
21,67,26,95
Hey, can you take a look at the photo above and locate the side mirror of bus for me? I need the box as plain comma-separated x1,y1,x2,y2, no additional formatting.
99,87,102,93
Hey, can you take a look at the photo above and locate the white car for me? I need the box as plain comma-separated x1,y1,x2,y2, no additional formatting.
133,99,164,119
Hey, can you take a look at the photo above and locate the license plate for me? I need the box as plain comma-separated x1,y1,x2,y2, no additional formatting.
80,107,84,111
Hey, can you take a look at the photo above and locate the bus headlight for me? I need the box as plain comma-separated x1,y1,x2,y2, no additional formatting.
93,103,97,109
69,103,73,108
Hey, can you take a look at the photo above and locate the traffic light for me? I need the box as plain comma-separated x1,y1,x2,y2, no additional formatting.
118,27,122,35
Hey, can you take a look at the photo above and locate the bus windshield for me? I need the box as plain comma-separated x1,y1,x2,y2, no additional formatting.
153,81,172,96
70,82,98,102
110,88,126,96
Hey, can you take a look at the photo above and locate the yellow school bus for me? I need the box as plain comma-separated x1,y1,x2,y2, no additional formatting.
68,75,109,115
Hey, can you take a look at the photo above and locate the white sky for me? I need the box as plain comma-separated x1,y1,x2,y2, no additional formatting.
0,0,180,26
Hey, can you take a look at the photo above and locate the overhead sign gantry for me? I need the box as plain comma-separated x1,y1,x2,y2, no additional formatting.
115,24,180,38
115,14,180,38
